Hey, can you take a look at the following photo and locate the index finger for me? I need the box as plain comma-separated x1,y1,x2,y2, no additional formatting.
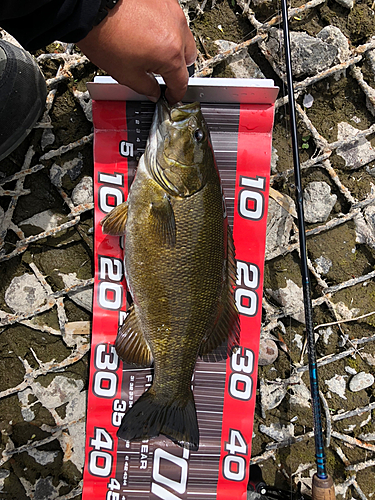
161,22,196,104
163,63,190,105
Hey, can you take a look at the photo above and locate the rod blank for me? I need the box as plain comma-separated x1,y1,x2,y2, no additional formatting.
279,0,336,497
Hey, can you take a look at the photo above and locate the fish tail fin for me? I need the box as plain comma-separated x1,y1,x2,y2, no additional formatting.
117,388,199,451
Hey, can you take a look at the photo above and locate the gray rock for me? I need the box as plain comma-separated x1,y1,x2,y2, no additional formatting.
349,371,375,392
258,339,278,366
336,122,375,169
34,477,58,500
248,491,264,500
355,204,375,249
41,128,55,150
325,374,347,399
315,255,332,274
73,89,92,122
68,155,84,181
333,0,354,9
289,378,311,408
50,157,84,187
36,375,87,472
293,333,303,350
18,387,36,422
71,176,93,206
367,46,375,76
267,279,305,323
49,163,64,188
179,0,199,9
259,422,294,442
270,146,278,174
28,449,59,466
59,272,93,312
266,196,294,255
319,326,334,344
316,26,350,63
264,28,338,78
303,181,337,223
21,407,35,422
359,432,375,441
260,378,287,412
214,39,265,79
5,273,47,314
345,366,357,375
334,301,360,320
32,376,84,410
251,0,275,5
361,352,375,366
20,209,65,232
0,206,4,230
303,93,314,108
0,469,10,493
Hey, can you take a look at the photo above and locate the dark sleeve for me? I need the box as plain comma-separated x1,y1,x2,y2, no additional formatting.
0,0,102,51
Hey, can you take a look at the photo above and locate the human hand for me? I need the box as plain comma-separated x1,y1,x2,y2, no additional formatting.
77,0,197,104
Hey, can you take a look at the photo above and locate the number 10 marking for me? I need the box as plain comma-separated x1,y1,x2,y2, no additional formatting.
238,175,266,221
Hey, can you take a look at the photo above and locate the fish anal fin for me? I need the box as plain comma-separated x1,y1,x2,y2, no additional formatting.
199,226,240,361
115,304,153,367
150,193,176,247
100,201,128,235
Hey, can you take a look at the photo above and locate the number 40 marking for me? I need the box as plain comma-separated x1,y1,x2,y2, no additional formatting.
222,429,248,482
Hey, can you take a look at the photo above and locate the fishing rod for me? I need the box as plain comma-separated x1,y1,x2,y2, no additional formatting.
279,1,336,499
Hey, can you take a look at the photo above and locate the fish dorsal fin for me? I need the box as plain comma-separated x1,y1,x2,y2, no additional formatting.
199,226,240,361
115,304,153,367
100,201,128,235
150,193,176,247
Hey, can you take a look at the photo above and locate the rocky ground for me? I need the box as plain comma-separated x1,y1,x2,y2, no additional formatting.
1,0,375,498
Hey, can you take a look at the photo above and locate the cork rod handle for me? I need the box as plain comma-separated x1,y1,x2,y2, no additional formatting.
312,474,336,500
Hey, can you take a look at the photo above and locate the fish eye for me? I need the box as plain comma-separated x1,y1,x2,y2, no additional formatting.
194,129,204,142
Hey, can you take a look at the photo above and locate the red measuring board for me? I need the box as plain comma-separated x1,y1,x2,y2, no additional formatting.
83,78,277,500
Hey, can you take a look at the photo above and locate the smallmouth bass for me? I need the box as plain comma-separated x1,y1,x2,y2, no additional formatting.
101,99,239,451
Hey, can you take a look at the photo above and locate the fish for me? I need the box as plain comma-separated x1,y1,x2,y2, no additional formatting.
100,98,239,451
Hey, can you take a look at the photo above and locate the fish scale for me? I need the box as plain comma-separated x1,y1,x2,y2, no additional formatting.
127,177,225,394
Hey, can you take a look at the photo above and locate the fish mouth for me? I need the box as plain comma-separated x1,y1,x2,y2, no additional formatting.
145,98,170,191
146,98,199,197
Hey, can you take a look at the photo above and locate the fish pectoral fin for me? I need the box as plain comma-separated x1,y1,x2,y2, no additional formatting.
115,304,153,367
199,227,240,361
149,193,176,247
100,201,128,235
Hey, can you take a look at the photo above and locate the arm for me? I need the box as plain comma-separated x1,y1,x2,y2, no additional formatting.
0,0,101,52
0,0,196,104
